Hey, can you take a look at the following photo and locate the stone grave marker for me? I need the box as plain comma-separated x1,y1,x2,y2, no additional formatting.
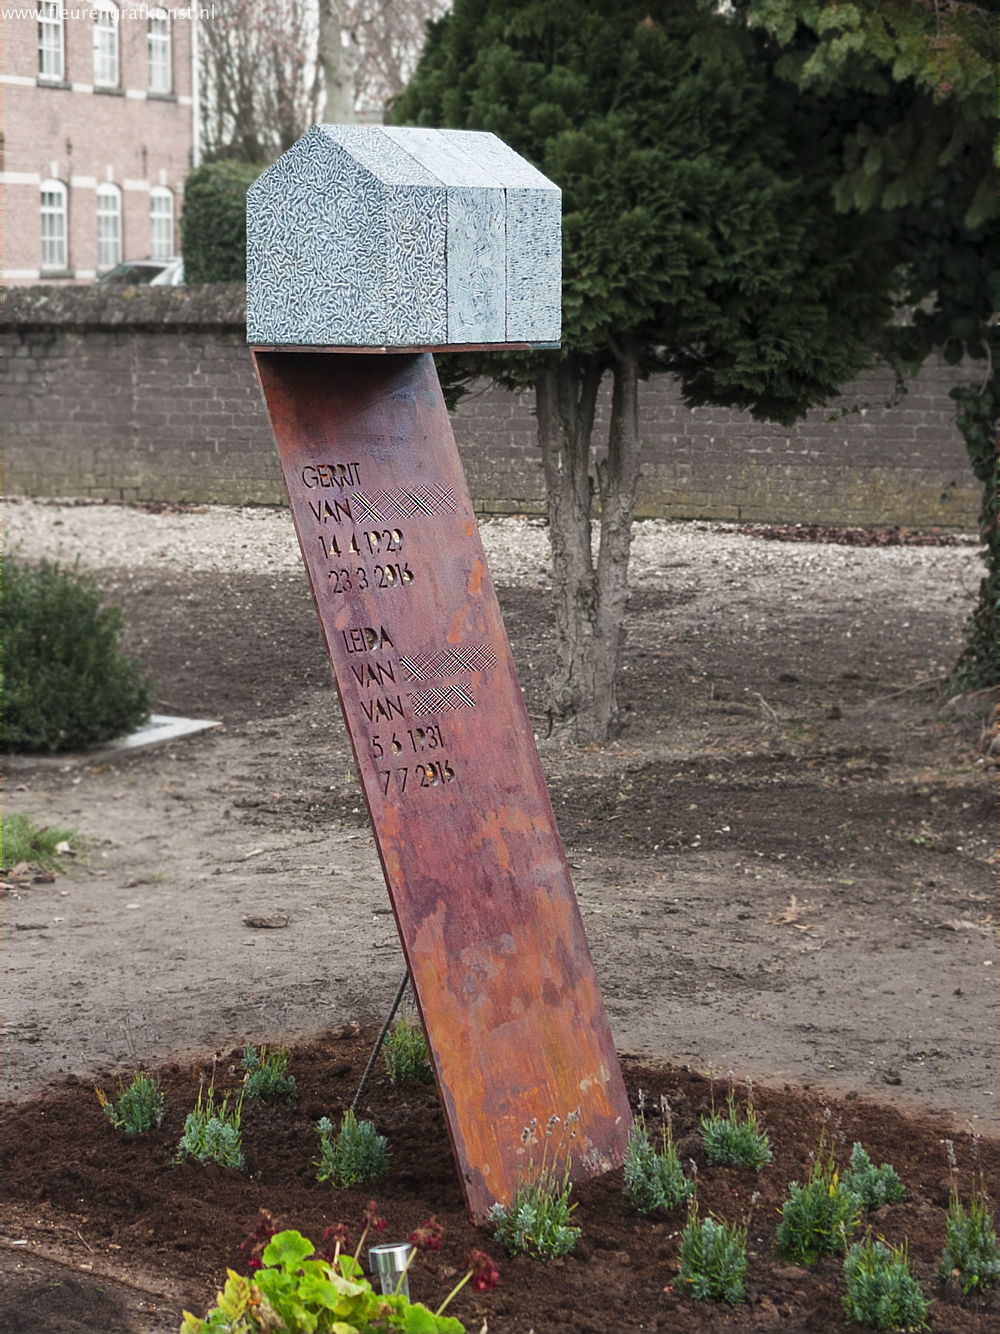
247,125,631,1221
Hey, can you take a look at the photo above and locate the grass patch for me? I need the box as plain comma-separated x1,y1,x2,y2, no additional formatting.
1,812,83,872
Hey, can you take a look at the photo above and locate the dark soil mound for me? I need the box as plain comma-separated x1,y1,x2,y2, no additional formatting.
1,1030,997,1332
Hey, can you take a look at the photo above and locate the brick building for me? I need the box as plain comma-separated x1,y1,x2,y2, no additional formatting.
0,3,198,283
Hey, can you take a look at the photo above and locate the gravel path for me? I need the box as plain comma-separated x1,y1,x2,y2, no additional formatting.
3,498,981,608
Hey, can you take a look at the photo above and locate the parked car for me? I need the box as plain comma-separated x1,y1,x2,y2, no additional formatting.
97,258,184,285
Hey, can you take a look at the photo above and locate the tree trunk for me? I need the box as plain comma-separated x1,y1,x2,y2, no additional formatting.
535,341,642,742
319,0,356,124
948,380,999,692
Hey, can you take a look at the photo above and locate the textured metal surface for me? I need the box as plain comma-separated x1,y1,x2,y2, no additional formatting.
246,125,561,348
252,348,631,1221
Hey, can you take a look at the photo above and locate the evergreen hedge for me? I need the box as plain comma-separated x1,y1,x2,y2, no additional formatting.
2,558,152,753
181,160,265,284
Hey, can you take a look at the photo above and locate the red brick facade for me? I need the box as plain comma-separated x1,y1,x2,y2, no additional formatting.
1,4,198,282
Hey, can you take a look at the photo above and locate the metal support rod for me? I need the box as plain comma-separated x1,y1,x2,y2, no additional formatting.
351,970,410,1114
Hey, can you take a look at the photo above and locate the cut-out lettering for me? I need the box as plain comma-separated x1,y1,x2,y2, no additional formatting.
342,626,395,654
360,694,406,724
350,660,397,689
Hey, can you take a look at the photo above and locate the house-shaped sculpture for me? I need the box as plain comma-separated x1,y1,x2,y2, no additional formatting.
246,124,561,349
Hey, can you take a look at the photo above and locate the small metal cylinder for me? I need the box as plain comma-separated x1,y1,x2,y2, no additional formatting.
369,1241,414,1298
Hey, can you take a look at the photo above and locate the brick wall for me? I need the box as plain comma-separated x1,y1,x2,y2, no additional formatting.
2,287,981,527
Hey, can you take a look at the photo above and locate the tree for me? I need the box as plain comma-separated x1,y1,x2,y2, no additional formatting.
199,1,449,163
742,0,998,690
393,0,941,740
199,0,323,162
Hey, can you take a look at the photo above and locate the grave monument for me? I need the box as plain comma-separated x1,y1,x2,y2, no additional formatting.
247,124,631,1221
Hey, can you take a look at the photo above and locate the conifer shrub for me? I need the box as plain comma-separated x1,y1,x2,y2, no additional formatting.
3,558,151,753
181,160,264,283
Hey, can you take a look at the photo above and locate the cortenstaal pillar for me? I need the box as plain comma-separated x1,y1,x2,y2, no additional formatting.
247,124,631,1221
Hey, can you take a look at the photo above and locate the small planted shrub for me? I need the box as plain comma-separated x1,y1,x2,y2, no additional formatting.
843,1235,930,1331
676,1206,748,1304
623,1096,694,1214
180,1228,466,1334
3,558,151,753
315,1109,388,1188
241,1043,296,1104
776,1139,860,1266
175,1086,244,1170
700,1090,772,1170
490,1117,580,1260
939,1184,1000,1294
95,1073,164,1135
844,1142,906,1210
1,811,82,872
382,1015,433,1085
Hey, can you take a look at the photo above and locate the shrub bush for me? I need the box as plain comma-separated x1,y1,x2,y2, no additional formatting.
939,1184,1000,1294
775,1139,860,1266
843,1142,906,1210
181,160,265,283
623,1109,694,1214
315,1109,388,1188
843,1236,930,1331
3,558,151,753
382,1016,433,1085
677,1208,748,1304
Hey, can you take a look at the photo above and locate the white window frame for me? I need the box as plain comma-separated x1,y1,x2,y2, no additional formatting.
149,188,175,261
38,1,65,80
93,0,120,89
40,180,69,272
147,8,172,94
96,184,123,272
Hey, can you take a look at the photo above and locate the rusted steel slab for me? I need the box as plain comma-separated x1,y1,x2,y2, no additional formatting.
252,349,631,1221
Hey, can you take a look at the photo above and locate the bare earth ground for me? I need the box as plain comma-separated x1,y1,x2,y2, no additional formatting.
2,498,999,1333
3,498,996,1128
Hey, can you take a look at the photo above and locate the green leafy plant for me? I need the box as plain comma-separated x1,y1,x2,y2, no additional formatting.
3,557,151,753
676,1205,748,1304
939,1182,1000,1294
241,1043,296,1104
843,1235,930,1331
490,1115,580,1260
623,1094,694,1214
315,1109,388,1188
843,1142,906,1210
181,159,264,283
1,812,83,872
175,1086,244,1170
179,1228,467,1333
776,1137,861,1266
382,1016,433,1085
95,1073,164,1135
700,1089,772,1170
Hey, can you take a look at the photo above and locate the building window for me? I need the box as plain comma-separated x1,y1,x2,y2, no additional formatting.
149,188,174,259
38,1,65,80
148,9,172,93
41,180,68,271
93,1,120,88
97,184,123,271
